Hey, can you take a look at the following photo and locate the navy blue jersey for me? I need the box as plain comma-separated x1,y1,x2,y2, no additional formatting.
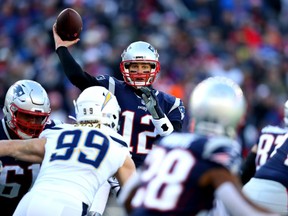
95,75,184,167
255,133,288,188
129,132,242,215
57,47,185,168
0,118,59,216
255,125,288,170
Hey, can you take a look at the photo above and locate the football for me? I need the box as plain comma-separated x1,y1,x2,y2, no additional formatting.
55,8,83,41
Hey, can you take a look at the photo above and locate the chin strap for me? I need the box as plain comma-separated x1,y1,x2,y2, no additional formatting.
152,114,174,136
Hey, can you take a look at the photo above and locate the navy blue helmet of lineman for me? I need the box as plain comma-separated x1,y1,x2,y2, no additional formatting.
74,86,121,131
189,76,246,138
120,41,161,87
3,80,51,139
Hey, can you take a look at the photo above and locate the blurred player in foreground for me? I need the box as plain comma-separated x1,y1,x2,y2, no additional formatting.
241,100,288,185
0,86,136,216
0,80,54,215
119,76,279,216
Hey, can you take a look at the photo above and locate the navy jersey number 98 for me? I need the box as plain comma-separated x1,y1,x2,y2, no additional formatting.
50,129,109,168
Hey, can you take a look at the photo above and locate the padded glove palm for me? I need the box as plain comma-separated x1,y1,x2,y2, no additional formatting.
140,87,164,119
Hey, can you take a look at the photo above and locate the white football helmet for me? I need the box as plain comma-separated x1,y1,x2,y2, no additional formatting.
120,41,160,87
3,80,51,139
189,76,246,137
74,86,121,131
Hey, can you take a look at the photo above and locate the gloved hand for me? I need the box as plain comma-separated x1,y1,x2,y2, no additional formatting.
140,87,164,119
87,212,102,216
108,176,121,197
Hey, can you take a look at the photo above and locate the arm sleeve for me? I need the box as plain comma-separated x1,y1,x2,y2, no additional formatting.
56,46,100,91
171,120,182,132
240,151,257,185
167,97,185,132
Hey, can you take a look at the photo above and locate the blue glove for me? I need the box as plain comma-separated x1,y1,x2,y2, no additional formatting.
140,87,165,119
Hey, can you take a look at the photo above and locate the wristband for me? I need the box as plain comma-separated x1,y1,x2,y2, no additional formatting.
152,115,174,136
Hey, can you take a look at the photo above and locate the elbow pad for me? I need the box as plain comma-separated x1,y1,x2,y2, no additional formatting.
152,115,174,136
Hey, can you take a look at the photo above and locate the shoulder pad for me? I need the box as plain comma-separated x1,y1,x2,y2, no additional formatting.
203,137,242,174
261,125,288,134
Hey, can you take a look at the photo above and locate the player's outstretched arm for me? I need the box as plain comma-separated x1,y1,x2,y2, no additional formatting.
53,23,100,91
203,168,279,216
0,138,46,163
115,155,136,187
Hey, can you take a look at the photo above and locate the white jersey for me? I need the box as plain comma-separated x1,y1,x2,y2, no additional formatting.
13,123,130,216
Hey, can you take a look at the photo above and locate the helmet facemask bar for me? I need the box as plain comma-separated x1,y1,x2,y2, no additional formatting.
9,103,50,138
120,60,160,87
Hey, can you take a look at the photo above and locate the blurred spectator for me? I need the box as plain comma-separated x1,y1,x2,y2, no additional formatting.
0,0,287,155
48,90,68,123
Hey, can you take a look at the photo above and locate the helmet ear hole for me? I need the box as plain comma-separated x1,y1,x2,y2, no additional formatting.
124,63,130,69
151,64,156,69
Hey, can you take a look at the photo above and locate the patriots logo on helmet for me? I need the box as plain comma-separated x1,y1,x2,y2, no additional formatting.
96,75,106,81
13,85,25,98
148,45,155,53
178,105,185,120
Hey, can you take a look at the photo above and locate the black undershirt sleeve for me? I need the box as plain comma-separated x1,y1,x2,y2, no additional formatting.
171,120,182,132
240,151,257,185
56,46,99,91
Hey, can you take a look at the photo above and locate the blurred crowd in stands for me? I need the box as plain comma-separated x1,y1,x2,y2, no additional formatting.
0,0,287,153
